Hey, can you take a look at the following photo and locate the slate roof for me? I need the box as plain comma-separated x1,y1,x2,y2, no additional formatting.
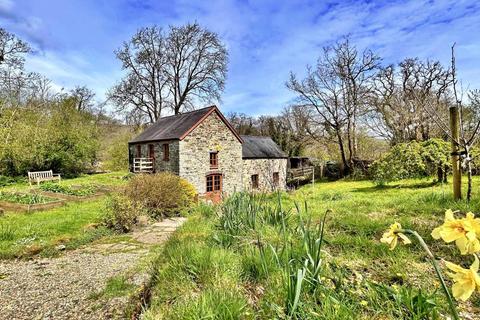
129,106,244,143
241,135,288,159
129,107,287,160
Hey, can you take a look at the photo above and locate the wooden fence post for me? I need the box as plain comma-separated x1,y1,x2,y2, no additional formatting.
312,166,315,186
449,106,461,200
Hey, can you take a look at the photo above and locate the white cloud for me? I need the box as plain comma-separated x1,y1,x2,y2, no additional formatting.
3,0,480,116
25,50,122,102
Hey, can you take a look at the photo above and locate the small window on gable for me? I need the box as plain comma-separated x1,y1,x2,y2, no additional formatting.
136,145,141,158
251,174,259,189
163,144,169,161
210,152,218,169
273,172,279,186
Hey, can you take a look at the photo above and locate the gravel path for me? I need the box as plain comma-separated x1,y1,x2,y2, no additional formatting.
0,218,186,320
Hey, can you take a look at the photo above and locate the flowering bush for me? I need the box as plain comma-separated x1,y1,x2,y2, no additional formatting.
380,210,480,319
123,172,197,219
370,141,426,185
371,139,450,185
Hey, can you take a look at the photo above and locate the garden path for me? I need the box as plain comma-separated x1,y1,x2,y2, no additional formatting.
0,217,186,320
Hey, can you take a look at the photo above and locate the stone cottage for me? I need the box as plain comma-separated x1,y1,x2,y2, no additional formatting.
128,106,287,201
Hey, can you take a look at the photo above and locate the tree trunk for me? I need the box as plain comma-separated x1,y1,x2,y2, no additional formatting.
336,130,350,176
352,110,358,156
437,166,443,184
466,146,472,202
449,106,461,200
467,159,472,202
346,121,354,173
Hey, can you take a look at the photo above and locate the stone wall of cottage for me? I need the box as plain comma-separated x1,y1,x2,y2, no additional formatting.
242,158,288,192
179,112,243,195
128,140,180,174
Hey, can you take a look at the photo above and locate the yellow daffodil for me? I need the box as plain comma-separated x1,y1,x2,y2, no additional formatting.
432,210,480,255
444,255,480,301
381,222,411,250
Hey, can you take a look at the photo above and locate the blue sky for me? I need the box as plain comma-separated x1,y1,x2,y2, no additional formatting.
1,0,479,116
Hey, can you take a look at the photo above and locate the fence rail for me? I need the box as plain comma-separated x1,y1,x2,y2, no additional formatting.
288,166,314,179
133,157,154,173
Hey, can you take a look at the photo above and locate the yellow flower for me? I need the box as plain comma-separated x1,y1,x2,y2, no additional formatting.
381,222,411,250
444,255,480,301
432,210,480,255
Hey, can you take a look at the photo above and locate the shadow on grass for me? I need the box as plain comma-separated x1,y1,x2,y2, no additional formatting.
352,181,439,193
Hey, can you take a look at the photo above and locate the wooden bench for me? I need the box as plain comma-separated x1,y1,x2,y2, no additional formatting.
28,170,61,186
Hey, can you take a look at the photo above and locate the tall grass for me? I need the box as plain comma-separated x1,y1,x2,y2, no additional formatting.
216,192,331,318
145,178,476,319
297,204,328,289
284,260,306,318
0,223,16,241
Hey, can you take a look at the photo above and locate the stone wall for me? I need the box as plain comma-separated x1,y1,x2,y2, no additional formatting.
242,158,288,192
179,111,243,195
153,140,180,174
128,141,180,174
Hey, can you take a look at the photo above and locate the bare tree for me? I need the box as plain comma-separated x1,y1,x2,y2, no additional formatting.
227,105,313,156
166,23,228,115
70,85,95,111
0,28,32,107
449,49,480,201
227,112,260,135
109,26,169,123
370,58,451,144
287,38,379,175
109,23,228,123
258,105,313,157
0,28,30,68
419,45,480,201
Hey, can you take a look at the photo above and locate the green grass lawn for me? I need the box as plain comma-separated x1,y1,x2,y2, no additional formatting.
0,171,128,193
0,172,128,259
0,199,112,259
142,177,480,320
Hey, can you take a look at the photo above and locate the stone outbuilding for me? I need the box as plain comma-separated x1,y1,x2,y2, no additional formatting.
128,106,287,201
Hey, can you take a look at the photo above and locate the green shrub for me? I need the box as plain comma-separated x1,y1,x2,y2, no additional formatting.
124,173,197,219
102,194,140,232
0,175,26,187
421,138,450,182
370,139,451,185
101,131,134,171
0,100,99,177
370,141,426,185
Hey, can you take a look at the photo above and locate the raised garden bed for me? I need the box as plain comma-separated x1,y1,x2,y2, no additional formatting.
0,192,65,213
36,183,109,201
